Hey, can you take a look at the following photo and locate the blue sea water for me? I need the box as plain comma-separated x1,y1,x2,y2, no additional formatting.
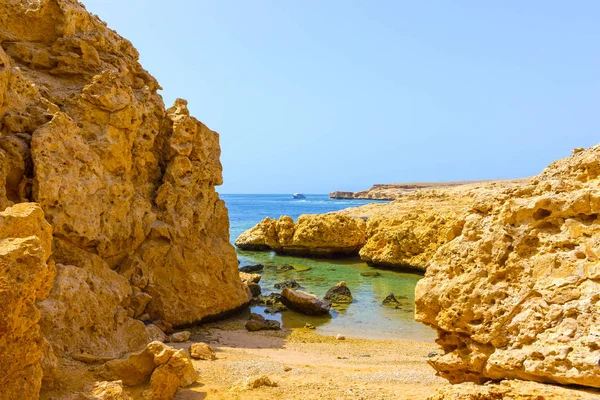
220,193,436,341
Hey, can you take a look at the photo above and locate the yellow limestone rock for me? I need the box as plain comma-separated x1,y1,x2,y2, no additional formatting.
0,0,250,364
415,144,600,389
0,203,55,399
235,214,367,256
429,380,600,400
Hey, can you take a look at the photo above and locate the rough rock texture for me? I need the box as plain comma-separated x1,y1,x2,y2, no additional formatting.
280,287,332,315
0,203,55,399
64,380,133,400
101,341,197,399
323,281,353,303
416,145,600,389
188,343,216,360
429,380,600,400
235,214,367,257
0,0,249,363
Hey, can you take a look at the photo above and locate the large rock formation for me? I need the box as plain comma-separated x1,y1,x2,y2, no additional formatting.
415,145,600,389
0,203,55,399
235,214,367,257
0,0,249,371
329,180,505,200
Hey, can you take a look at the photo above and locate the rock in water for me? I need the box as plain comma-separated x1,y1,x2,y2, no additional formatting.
324,281,353,303
0,0,250,365
235,214,367,257
245,313,281,331
274,279,300,289
382,293,400,306
280,287,331,315
0,204,55,399
239,264,264,273
415,144,600,389
360,271,381,277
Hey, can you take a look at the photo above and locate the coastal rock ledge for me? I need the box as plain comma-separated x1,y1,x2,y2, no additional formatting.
416,144,600,390
235,214,367,257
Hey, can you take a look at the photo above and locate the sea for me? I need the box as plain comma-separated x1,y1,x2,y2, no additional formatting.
220,193,436,341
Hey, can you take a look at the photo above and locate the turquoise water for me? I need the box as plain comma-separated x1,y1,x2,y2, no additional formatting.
220,194,436,341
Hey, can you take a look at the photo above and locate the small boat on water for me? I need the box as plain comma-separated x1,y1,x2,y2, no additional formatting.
293,193,306,199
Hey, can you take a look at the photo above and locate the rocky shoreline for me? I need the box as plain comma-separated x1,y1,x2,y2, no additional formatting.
329,180,514,200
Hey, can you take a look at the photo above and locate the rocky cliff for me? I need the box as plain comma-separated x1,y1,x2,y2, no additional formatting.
329,180,507,200
415,145,600,389
0,0,249,396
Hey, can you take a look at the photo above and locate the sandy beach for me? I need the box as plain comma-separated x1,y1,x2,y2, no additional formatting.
42,313,445,400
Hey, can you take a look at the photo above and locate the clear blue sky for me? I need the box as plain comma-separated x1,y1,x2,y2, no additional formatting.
83,1,599,194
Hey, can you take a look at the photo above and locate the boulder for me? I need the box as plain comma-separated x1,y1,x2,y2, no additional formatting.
280,288,331,316
188,343,216,361
168,331,190,343
146,324,168,343
382,293,400,306
235,214,367,257
324,281,353,303
239,271,261,284
245,313,281,331
247,283,261,298
100,341,197,398
239,264,264,273
415,145,600,389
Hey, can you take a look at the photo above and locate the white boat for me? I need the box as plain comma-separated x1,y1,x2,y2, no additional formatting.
293,193,306,199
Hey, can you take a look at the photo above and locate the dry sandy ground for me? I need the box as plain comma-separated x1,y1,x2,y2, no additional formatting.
43,314,446,400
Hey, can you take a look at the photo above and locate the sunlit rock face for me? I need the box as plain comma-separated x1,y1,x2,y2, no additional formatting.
416,145,600,389
235,214,367,257
0,0,249,363
0,203,55,399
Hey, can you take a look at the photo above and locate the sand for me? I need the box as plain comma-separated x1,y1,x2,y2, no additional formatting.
42,313,446,400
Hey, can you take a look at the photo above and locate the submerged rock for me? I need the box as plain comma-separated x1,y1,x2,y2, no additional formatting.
360,271,381,277
264,305,288,314
324,281,353,304
239,264,264,273
235,214,367,257
276,264,295,272
274,279,300,290
280,288,331,316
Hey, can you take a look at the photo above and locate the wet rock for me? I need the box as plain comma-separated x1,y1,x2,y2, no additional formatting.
254,293,282,306
239,264,264,273
360,271,380,277
274,279,300,289
168,331,191,343
324,281,353,304
277,264,295,272
382,293,400,306
248,283,262,298
245,313,281,331
264,305,288,314
188,343,216,361
280,288,331,316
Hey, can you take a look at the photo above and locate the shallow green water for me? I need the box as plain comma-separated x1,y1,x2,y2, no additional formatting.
238,250,436,341
221,193,436,341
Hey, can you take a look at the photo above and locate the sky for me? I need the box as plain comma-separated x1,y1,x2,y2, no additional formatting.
83,1,600,194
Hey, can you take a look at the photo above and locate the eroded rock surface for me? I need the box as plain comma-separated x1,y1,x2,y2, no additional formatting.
0,203,55,399
235,214,367,256
416,145,600,388
0,0,249,366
